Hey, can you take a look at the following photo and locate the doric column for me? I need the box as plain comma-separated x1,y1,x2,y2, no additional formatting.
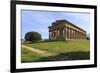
71,29,72,39
80,32,81,39
78,32,80,39
79,32,81,39
63,27,66,40
73,30,74,39
66,27,67,39
74,30,76,39
52,31,54,39
56,29,58,40
70,29,72,39
55,30,56,40
67,27,69,39
81,33,82,39
62,29,64,39
56,29,57,40
70,28,71,39
49,31,50,39
80,33,81,39
69,28,70,39
52,30,54,40
64,28,66,39
72,30,73,39
58,29,59,39
76,31,78,39
49,31,50,40
71,29,73,39
75,30,77,39
51,31,52,40
82,33,83,39
77,31,79,39
63,28,65,40
54,30,56,40
69,28,71,39
74,30,75,39
72,29,73,39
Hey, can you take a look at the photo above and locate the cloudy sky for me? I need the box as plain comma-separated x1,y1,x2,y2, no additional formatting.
21,10,90,39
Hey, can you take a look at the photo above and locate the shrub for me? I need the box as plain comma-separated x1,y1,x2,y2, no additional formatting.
25,31,42,42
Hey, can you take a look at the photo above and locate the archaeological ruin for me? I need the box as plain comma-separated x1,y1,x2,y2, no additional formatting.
48,20,86,40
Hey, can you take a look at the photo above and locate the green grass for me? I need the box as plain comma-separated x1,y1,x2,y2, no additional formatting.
21,47,42,63
26,40,90,53
22,40,90,62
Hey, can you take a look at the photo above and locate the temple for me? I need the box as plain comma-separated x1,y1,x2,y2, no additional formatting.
48,20,86,40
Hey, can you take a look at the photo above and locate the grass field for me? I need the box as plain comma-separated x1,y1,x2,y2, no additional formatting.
21,40,90,63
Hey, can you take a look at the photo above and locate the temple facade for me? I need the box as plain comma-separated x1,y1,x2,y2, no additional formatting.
48,20,86,40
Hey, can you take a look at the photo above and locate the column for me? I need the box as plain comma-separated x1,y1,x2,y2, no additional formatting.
72,29,73,39
69,28,71,39
64,27,67,40
52,30,54,40
52,31,54,40
75,31,77,39
54,29,56,40
74,30,76,39
71,29,72,39
70,28,72,39
51,31,52,40
81,33,82,39
78,32,80,39
49,31,50,40
56,29,58,40
80,32,81,39
82,33,83,39
55,29,56,40
73,30,74,39
71,29,73,39
75,30,76,39
66,27,67,39
56,29,57,40
76,31,78,39
79,32,81,39
63,29,64,39
77,31,79,39
58,29,59,39
67,27,69,39
80,33,81,39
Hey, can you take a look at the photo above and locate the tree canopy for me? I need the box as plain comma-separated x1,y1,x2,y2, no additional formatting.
25,31,42,42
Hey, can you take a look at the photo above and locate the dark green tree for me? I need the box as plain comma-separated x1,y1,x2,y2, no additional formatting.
25,31,42,42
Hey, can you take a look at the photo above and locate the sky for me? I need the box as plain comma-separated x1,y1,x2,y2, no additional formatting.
21,10,90,39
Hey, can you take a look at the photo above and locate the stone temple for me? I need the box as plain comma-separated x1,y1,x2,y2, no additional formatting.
48,20,86,40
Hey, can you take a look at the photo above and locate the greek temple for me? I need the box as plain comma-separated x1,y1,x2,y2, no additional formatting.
48,20,86,40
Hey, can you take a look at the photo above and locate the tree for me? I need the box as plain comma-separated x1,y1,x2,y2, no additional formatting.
25,31,42,42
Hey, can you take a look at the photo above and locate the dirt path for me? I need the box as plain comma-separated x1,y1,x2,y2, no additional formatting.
22,45,56,57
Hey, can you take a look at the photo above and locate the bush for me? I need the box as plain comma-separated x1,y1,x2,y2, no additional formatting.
87,37,90,40
25,31,42,42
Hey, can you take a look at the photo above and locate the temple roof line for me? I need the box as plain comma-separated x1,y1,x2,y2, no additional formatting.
49,19,86,33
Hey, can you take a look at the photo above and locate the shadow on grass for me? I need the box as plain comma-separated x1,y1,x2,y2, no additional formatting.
22,51,90,63
37,51,90,62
